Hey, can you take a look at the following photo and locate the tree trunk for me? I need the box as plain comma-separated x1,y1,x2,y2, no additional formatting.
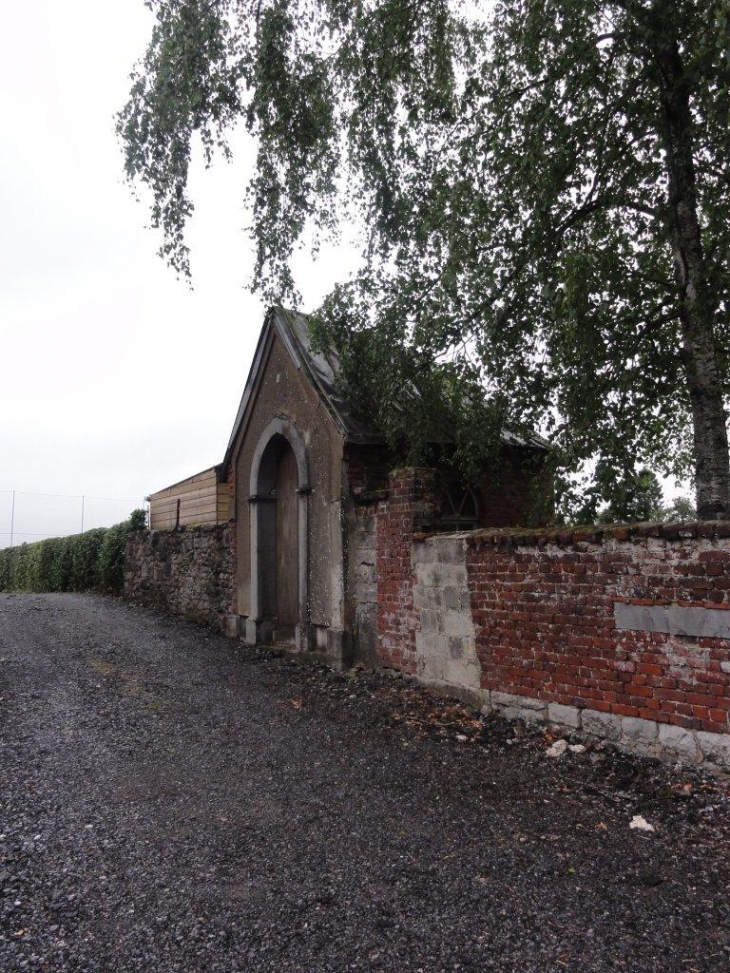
649,6,730,519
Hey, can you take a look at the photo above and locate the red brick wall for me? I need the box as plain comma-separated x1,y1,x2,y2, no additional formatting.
466,524,730,736
372,471,728,742
349,445,552,529
376,469,439,672
373,460,549,673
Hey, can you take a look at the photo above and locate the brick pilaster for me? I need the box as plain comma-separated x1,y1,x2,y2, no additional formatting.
376,468,439,672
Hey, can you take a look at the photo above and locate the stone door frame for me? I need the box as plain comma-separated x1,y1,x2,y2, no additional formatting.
245,417,310,650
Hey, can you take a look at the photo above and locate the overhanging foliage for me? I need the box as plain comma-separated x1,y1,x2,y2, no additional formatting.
119,0,730,518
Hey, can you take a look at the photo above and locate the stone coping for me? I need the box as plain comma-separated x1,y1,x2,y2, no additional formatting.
460,520,730,549
412,521,730,548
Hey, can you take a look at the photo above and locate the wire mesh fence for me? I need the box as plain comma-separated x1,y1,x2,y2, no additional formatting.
0,490,148,548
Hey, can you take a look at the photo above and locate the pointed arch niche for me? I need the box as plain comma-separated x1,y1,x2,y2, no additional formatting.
245,417,310,650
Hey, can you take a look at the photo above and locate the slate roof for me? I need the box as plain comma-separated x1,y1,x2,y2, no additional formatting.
221,306,547,475
276,307,380,444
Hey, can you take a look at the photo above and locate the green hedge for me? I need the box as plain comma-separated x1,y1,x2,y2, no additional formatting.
0,509,147,595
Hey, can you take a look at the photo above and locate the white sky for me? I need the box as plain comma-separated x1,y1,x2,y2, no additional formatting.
0,0,358,545
0,1,691,547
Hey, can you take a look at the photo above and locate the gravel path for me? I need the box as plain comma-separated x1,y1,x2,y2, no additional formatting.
1,593,729,972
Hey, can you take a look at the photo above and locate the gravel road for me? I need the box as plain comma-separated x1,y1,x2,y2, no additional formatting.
1,593,729,973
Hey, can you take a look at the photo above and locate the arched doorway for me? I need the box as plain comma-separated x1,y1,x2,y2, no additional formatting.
257,435,299,640
246,418,310,649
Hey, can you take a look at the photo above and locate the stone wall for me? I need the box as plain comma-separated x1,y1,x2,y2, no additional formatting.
125,525,234,632
227,466,237,616
374,470,730,770
350,502,379,665
412,536,481,693
123,466,730,770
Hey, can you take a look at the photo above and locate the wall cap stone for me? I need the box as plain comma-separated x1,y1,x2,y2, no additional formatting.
465,519,730,550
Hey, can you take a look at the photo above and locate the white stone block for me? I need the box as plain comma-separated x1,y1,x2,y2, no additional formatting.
491,691,543,712
427,563,468,588
658,723,701,763
443,587,461,611
491,691,521,710
697,730,730,772
420,610,443,634
415,632,447,658
434,537,466,564
581,708,621,742
548,702,581,728
443,656,481,691
413,586,444,611
412,543,438,565
620,716,658,746
417,653,444,682
448,636,464,660
443,611,474,638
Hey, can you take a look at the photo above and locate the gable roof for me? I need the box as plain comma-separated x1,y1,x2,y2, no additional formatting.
221,306,381,475
221,306,548,476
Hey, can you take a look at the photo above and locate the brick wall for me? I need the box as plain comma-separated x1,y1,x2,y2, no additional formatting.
466,524,730,749
376,469,440,673
374,472,730,769
124,463,730,769
125,525,234,632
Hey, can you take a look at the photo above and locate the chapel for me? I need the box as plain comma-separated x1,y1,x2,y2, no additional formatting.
148,307,551,666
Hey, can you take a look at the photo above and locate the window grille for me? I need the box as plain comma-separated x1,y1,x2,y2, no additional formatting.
440,484,479,532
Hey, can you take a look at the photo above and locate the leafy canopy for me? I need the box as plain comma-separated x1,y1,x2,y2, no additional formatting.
119,0,730,515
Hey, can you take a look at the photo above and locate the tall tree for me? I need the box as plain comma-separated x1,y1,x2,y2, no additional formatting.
118,0,730,518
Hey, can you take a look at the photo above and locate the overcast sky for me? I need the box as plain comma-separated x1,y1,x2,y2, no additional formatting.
0,0,358,545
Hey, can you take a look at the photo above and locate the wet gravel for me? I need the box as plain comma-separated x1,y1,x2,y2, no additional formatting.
1,592,729,972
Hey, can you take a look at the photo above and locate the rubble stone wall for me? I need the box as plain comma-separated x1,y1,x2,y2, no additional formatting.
125,525,234,632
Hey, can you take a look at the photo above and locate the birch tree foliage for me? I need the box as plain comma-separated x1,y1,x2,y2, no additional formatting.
118,0,730,518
